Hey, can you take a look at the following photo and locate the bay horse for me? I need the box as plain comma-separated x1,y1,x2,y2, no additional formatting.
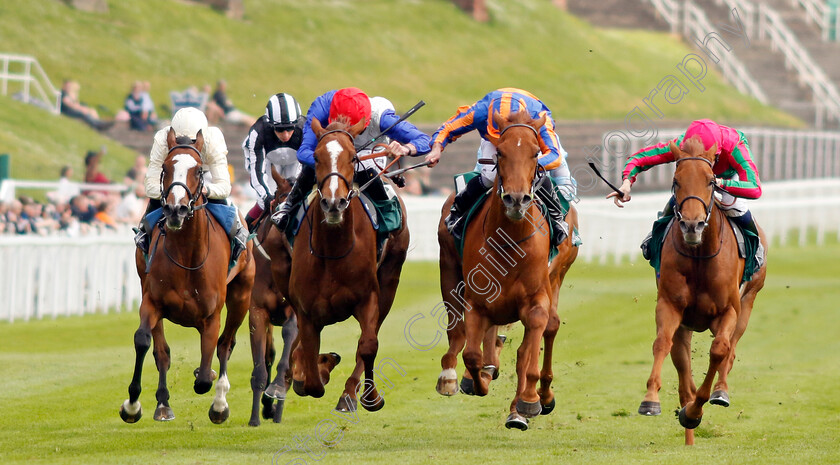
120,128,255,424
436,110,579,430
638,136,767,445
247,170,342,426
287,116,410,412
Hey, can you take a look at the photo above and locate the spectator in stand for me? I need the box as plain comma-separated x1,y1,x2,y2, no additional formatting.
47,165,81,205
83,147,112,195
5,199,27,234
206,79,255,126
123,154,147,191
116,81,157,131
60,79,113,131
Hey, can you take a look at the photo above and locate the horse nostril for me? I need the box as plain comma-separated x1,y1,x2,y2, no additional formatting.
320,198,330,211
522,194,532,204
501,194,514,207
337,198,349,210
178,205,189,217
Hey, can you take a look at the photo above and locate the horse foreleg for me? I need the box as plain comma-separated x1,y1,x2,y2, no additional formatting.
537,309,560,415
357,295,385,412
267,309,298,423
461,308,491,397
513,306,548,418
195,316,220,395
296,312,325,398
682,307,737,429
248,306,270,427
437,255,466,396
640,298,682,416
120,299,160,423
671,326,696,409
151,321,174,421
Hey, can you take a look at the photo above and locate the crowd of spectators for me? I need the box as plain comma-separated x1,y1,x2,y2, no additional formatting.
0,150,148,237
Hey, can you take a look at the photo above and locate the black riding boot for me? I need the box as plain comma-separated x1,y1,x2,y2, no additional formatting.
729,210,758,235
272,165,316,230
535,178,569,247
356,168,388,201
133,198,162,254
446,175,488,240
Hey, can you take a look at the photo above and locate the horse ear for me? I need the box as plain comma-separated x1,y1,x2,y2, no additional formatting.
669,141,681,159
532,113,547,131
349,117,367,137
706,143,718,160
194,129,205,153
492,111,507,133
167,127,177,148
311,118,326,138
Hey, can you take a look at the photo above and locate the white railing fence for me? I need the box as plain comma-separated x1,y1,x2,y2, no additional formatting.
0,179,129,203
600,127,840,191
2,179,839,322
646,0,768,104
0,53,60,114
0,234,140,322
793,0,840,42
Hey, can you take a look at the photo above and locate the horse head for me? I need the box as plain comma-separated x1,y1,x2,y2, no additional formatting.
311,115,366,225
491,109,545,220
670,136,718,246
161,127,205,230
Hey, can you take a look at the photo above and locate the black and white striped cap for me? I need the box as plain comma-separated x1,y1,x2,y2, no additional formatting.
265,93,303,129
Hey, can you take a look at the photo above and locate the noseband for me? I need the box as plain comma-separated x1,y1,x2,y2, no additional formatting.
492,123,541,198
160,145,206,218
315,129,359,202
673,156,715,224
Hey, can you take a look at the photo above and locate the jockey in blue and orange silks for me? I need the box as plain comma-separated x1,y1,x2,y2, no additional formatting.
424,88,576,246
607,119,764,260
271,87,431,229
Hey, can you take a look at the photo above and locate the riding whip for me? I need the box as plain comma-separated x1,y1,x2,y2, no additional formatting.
357,100,426,152
588,162,625,197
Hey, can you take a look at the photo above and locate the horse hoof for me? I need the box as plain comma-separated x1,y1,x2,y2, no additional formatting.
292,379,307,397
362,396,385,412
710,390,730,408
497,334,507,345
194,379,213,395
265,383,287,400
638,401,661,416
193,368,217,381
516,398,543,418
436,376,459,396
249,418,260,427
481,365,498,381
261,398,275,420
330,352,341,365
540,397,556,416
678,406,702,429
273,399,285,423
335,395,358,413
154,404,175,421
119,403,142,423
504,412,529,431
209,406,230,424
459,377,475,396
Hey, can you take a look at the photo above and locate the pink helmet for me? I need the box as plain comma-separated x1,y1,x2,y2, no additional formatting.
684,119,723,154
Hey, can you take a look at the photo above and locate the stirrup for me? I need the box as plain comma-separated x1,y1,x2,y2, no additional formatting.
640,232,653,260
133,228,149,254
271,202,294,229
551,220,569,247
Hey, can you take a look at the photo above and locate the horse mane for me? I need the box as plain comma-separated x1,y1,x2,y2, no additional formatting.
506,109,533,125
679,135,707,158
324,115,353,132
175,135,194,146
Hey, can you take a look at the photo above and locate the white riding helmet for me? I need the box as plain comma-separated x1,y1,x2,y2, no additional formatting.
171,107,209,140
369,96,395,122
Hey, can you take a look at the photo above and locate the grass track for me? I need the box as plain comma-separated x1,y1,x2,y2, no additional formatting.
0,242,838,464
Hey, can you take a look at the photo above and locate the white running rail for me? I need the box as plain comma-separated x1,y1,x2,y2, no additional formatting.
0,53,60,114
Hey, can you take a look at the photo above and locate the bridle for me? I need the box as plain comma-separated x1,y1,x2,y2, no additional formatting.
490,123,541,200
315,129,359,204
672,156,715,224
160,144,206,219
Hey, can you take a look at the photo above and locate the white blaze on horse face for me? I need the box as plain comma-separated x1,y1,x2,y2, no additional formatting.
170,154,198,204
326,140,343,199
517,138,521,147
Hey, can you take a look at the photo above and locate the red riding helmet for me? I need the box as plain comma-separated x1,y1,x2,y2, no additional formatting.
329,87,371,128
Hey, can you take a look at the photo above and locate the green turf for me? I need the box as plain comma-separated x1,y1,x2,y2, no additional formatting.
0,240,838,464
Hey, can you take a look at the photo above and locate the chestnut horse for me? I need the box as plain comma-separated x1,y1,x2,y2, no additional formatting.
287,116,410,412
247,171,342,426
638,137,767,445
436,110,579,430
120,128,255,424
